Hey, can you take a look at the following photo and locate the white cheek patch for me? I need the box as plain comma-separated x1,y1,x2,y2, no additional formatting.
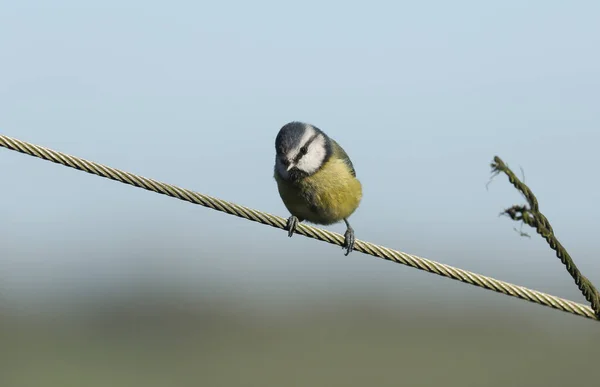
288,126,317,161
295,134,326,174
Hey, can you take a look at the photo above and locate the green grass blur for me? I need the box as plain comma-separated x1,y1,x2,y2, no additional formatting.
2,292,599,387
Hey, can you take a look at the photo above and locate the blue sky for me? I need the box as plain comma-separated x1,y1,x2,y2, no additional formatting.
1,1,599,312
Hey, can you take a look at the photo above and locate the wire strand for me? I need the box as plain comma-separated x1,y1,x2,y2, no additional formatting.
491,156,600,318
0,133,597,322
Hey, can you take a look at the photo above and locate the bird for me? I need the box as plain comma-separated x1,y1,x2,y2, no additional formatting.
273,121,362,255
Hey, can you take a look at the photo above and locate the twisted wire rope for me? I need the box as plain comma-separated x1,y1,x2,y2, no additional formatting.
0,133,596,321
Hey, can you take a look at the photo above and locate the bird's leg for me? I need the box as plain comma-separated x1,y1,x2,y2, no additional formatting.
285,215,299,238
342,218,355,256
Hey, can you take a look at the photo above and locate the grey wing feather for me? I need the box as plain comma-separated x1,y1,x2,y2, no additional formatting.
331,140,356,177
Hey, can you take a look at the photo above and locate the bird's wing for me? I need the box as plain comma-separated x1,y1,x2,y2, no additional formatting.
331,140,356,177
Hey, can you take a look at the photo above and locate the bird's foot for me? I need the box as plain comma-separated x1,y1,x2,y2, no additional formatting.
285,216,299,237
343,226,355,256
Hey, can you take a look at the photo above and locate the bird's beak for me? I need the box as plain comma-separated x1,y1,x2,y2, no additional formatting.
286,163,294,172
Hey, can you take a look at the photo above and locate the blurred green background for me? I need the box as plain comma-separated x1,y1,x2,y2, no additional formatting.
1,240,599,387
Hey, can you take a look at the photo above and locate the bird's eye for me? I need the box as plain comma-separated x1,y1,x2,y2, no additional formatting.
300,146,308,155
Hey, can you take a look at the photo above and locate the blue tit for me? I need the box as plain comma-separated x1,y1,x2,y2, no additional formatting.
274,121,362,255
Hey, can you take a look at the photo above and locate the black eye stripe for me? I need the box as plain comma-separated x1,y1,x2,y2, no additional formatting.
294,133,320,163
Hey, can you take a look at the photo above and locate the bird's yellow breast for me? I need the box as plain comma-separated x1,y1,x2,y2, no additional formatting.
274,157,362,225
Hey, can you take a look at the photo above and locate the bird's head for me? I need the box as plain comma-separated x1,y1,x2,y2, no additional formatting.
275,122,332,181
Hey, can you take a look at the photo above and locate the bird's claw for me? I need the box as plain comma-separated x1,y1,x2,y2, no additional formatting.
286,216,299,237
343,227,355,256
